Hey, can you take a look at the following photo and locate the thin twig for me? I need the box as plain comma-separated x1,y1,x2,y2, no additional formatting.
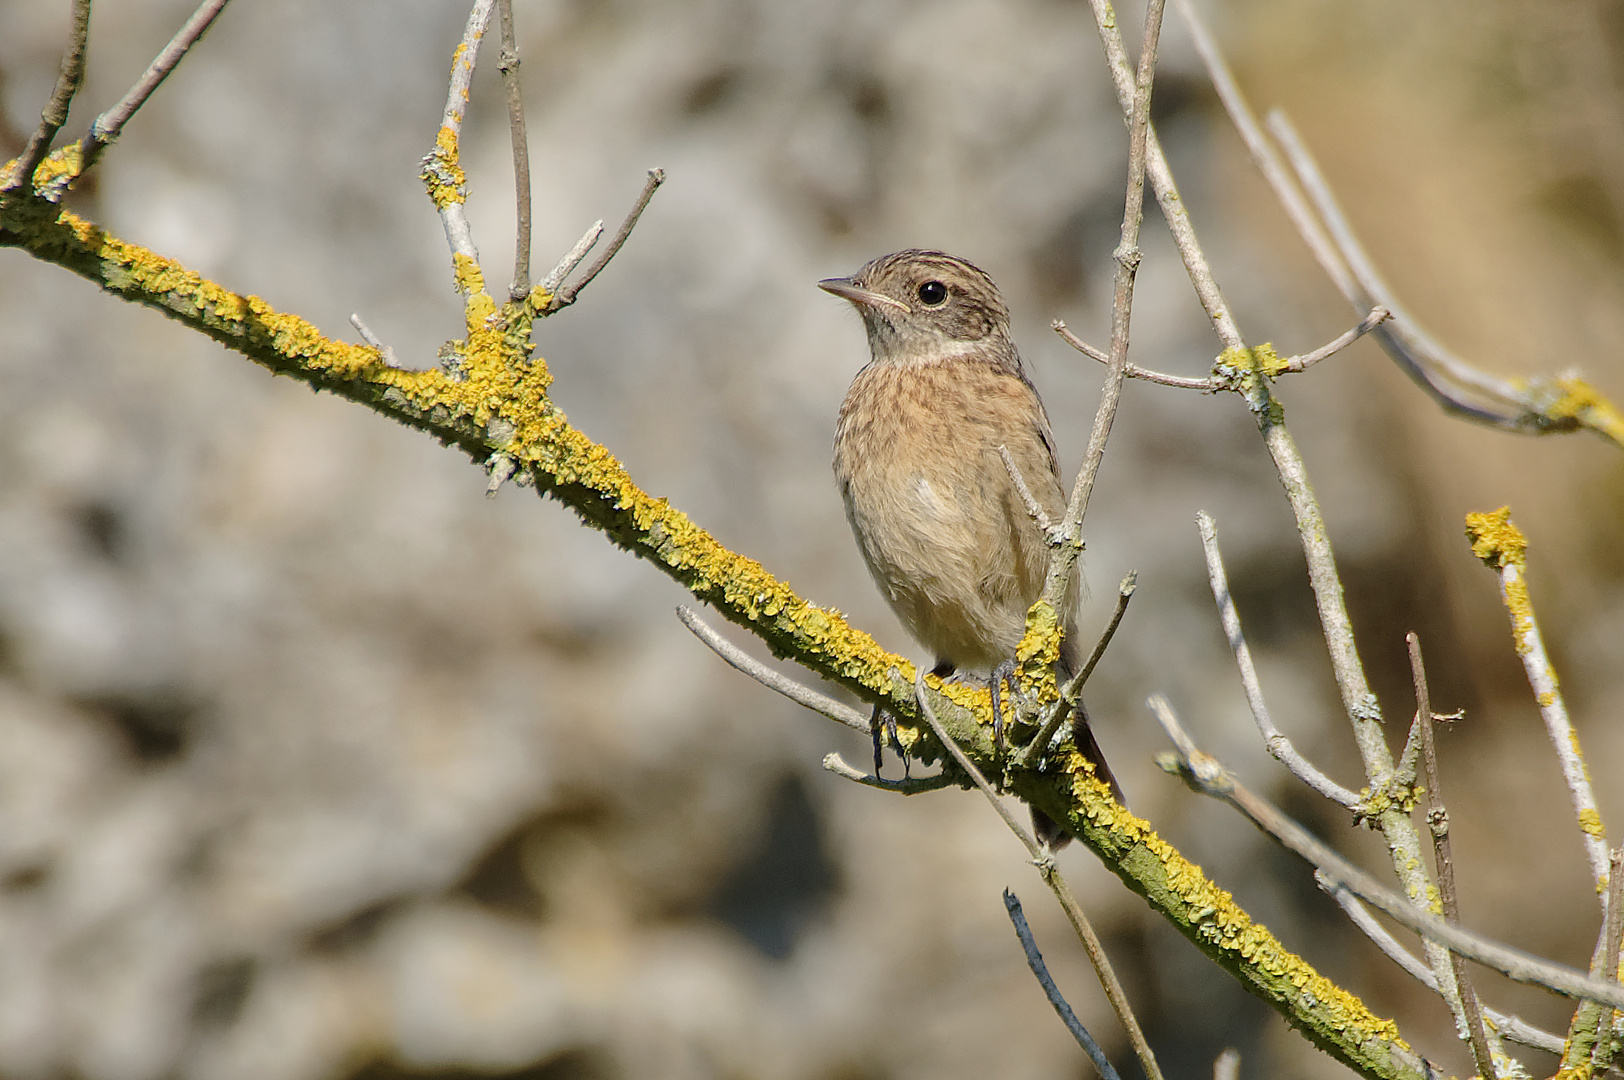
1275,306,1391,373
0,0,91,194
1213,1048,1240,1080
349,313,400,369
1466,510,1611,896
999,445,1056,536
1319,876,1566,1056
424,0,496,267
1148,694,1624,1010
913,672,1163,1080
1054,320,1214,390
1409,634,1499,1080
1004,889,1121,1080
75,0,231,176
678,606,871,735
1263,112,1554,432
496,0,532,300
1020,572,1136,768
1199,512,1359,807
539,220,604,297
1057,308,1387,392
1085,0,1243,350
821,752,954,795
549,168,665,310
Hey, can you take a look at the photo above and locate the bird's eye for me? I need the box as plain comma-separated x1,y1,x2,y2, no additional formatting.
916,280,948,306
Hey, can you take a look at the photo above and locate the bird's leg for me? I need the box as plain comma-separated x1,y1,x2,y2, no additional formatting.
988,657,1016,759
869,701,911,781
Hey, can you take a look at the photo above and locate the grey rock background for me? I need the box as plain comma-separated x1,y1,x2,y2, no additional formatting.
2,1,1622,1079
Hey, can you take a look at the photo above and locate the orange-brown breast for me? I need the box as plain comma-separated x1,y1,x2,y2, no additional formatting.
833,358,1078,672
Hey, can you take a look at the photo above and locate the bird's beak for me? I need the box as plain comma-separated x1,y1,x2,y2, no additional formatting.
818,277,911,314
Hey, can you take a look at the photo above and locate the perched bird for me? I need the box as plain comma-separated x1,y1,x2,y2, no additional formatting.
821,249,1116,839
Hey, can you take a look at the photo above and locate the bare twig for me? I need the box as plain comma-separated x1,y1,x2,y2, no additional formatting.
1058,307,1387,391
1319,876,1566,1056
1055,0,1166,546
1149,694,1624,1010
1085,0,1243,350
495,0,532,300
549,168,665,310
1409,634,1499,1079
539,220,603,297
1275,306,1391,374
74,0,231,177
1054,320,1214,390
1,0,91,194
1466,509,1611,896
1198,512,1359,807
821,752,953,795
423,0,496,268
999,445,1056,537
348,313,401,369
1020,572,1136,768
915,672,1164,1080
678,606,871,735
1004,889,1121,1080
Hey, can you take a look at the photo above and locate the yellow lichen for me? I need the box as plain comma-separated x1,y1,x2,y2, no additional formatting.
1579,808,1606,838
1464,506,1526,570
1544,376,1624,447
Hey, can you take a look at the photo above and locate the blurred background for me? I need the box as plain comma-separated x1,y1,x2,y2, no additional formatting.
3,1,1623,1078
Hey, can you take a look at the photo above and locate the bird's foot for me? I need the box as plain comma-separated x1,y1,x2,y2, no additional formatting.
868,701,910,780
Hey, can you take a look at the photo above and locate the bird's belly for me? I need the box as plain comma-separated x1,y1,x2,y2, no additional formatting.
837,455,1030,672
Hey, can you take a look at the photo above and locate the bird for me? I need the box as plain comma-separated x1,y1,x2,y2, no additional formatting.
820,248,1117,843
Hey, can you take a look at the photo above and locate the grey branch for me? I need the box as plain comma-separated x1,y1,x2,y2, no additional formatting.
676,606,870,735
1319,875,1565,1056
998,445,1057,537
496,0,532,299
1408,634,1500,1079
1004,889,1121,1080
1149,694,1624,1011
821,752,954,795
1198,512,1358,807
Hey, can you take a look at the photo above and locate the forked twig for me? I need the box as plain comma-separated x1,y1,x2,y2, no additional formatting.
1149,695,1624,1010
1,0,91,194
1198,512,1359,807
1318,876,1565,1055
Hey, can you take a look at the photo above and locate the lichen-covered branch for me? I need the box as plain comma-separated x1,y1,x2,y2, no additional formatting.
0,194,1428,1080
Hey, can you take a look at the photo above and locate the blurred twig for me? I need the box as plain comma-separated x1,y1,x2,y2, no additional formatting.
1408,635,1500,1078
1149,695,1624,1010
1004,889,1121,1080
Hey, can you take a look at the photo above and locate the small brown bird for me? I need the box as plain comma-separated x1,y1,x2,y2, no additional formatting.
821,249,1116,835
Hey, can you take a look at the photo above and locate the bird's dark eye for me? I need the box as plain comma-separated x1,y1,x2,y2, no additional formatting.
917,280,948,306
